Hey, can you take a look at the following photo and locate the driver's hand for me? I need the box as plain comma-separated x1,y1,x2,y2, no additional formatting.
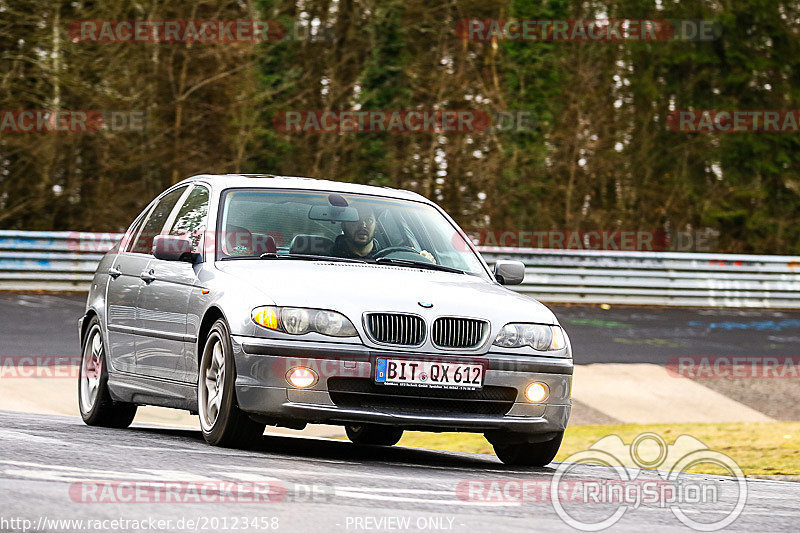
419,250,436,263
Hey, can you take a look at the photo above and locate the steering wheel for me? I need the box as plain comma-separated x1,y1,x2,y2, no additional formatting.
373,246,425,259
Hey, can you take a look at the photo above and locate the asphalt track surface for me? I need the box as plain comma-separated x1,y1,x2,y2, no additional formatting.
2,293,800,531
1,411,799,532
2,292,800,364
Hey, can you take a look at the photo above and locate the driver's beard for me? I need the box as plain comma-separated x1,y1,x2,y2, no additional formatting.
348,239,373,256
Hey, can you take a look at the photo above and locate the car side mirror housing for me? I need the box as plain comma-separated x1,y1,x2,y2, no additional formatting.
152,235,199,263
494,260,525,285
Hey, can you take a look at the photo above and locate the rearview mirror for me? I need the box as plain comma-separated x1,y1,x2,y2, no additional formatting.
152,235,198,262
494,260,525,285
308,204,359,222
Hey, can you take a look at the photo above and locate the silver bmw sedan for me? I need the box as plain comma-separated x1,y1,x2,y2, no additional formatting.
78,174,573,466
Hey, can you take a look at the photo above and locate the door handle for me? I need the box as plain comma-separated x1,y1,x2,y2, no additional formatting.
140,269,156,283
108,267,122,279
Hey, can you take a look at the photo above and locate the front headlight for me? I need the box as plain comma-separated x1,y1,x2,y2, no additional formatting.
281,308,311,334
493,323,566,351
251,306,358,338
312,310,356,337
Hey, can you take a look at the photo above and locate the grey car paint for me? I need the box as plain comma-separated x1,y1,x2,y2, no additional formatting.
79,174,573,435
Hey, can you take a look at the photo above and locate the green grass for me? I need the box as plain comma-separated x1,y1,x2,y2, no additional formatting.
397,422,800,476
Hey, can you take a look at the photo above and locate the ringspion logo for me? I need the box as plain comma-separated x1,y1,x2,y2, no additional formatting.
551,433,747,531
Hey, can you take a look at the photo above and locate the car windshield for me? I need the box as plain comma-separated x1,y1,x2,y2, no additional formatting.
217,189,489,278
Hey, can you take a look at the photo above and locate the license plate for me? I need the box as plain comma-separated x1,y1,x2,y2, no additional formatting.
374,358,484,390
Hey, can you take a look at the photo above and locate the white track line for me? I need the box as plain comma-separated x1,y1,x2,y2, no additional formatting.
332,489,519,507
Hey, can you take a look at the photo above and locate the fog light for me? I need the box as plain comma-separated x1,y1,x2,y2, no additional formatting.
525,382,549,403
286,367,317,388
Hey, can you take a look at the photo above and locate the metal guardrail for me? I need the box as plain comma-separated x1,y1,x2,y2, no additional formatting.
2,231,800,308
0,231,120,292
481,247,800,308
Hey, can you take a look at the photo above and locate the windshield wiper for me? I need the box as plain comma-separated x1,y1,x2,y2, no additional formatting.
258,252,367,264
373,257,465,274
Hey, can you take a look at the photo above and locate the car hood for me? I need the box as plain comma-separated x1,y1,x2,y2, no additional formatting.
216,260,557,325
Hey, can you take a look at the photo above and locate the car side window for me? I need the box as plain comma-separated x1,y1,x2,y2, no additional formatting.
130,186,188,254
168,185,210,252
120,208,151,253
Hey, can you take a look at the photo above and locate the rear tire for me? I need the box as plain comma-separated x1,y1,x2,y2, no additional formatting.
345,424,403,446
78,318,137,428
492,432,564,466
198,319,265,448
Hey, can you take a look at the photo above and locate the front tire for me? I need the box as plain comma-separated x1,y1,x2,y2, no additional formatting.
492,432,564,466
78,318,137,428
198,319,265,448
345,424,403,446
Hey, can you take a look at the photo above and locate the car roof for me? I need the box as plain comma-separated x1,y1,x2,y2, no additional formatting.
177,174,431,203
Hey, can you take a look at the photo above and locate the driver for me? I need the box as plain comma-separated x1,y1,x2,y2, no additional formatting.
330,204,437,263
331,205,381,259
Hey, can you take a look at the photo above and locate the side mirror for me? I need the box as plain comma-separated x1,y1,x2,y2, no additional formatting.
152,235,198,262
494,260,525,285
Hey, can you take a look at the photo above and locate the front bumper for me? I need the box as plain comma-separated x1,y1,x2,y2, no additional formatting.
231,336,572,435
